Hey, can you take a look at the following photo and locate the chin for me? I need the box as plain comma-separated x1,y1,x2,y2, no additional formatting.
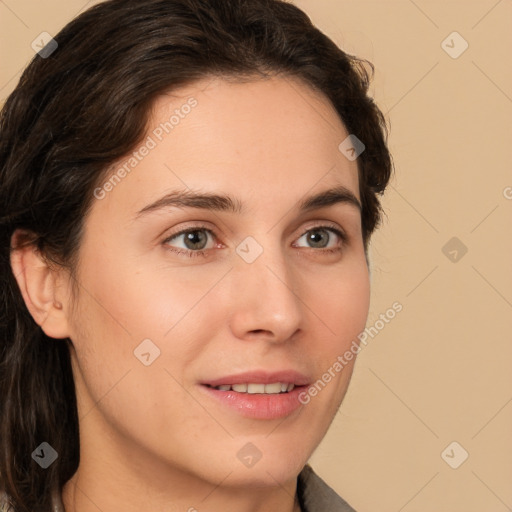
228,440,311,487
226,460,306,489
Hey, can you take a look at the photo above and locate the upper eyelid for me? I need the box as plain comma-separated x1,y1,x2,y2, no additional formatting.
163,224,216,243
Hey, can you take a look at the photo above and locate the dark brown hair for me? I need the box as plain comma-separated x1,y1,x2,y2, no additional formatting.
0,0,392,510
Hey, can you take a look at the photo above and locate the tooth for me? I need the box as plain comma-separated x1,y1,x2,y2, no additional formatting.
247,383,265,394
227,383,294,394
264,383,283,394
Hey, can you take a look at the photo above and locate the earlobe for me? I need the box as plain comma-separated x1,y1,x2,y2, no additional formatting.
10,231,72,339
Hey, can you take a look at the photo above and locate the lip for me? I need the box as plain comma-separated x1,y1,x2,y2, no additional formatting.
201,370,311,388
199,370,311,420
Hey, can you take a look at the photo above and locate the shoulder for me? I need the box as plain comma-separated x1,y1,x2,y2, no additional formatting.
297,464,357,512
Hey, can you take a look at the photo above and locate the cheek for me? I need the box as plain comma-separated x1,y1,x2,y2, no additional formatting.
299,258,370,408
311,260,370,349
68,244,227,379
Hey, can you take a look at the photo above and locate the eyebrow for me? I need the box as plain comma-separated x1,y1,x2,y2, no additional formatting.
134,184,361,219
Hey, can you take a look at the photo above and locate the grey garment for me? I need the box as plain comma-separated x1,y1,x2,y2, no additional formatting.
297,464,357,512
2,464,355,511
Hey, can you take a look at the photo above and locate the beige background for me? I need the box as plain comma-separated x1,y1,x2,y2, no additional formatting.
1,1,511,511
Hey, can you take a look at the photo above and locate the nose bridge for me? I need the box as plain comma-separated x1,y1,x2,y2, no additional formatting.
228,235,303,340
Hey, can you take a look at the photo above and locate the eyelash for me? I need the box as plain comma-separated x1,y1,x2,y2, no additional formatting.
162,223,348,259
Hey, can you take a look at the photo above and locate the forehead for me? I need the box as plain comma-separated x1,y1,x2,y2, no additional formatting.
93,75,360,221
151,75,353,169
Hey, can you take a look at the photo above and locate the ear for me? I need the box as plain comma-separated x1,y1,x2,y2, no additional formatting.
10,230,72,339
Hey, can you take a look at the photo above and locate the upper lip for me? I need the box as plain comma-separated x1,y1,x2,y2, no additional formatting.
201,370,311,387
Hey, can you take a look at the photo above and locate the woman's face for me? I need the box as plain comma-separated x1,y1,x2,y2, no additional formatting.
64,76,369,496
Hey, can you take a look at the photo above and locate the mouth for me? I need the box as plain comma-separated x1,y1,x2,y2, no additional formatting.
199,370,310,420
205,382,297,394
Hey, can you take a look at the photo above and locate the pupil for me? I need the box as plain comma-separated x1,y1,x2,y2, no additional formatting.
309,229,328,248
185,231,207,250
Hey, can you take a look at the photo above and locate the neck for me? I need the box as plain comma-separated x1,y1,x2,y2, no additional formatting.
61,421,302,512
61,470,302,512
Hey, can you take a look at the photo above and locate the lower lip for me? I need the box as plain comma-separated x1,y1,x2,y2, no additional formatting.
199,384,307,420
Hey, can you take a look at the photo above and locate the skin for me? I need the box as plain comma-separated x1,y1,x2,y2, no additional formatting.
11,75,370,512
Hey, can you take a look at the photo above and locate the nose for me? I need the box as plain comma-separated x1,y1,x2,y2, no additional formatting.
227,244,304,343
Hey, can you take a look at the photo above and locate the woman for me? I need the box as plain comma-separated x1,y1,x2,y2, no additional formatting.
0,0,393,510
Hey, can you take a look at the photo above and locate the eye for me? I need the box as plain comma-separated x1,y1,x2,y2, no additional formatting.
162,223,347,259
162,224,216,258
293,225,346,252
